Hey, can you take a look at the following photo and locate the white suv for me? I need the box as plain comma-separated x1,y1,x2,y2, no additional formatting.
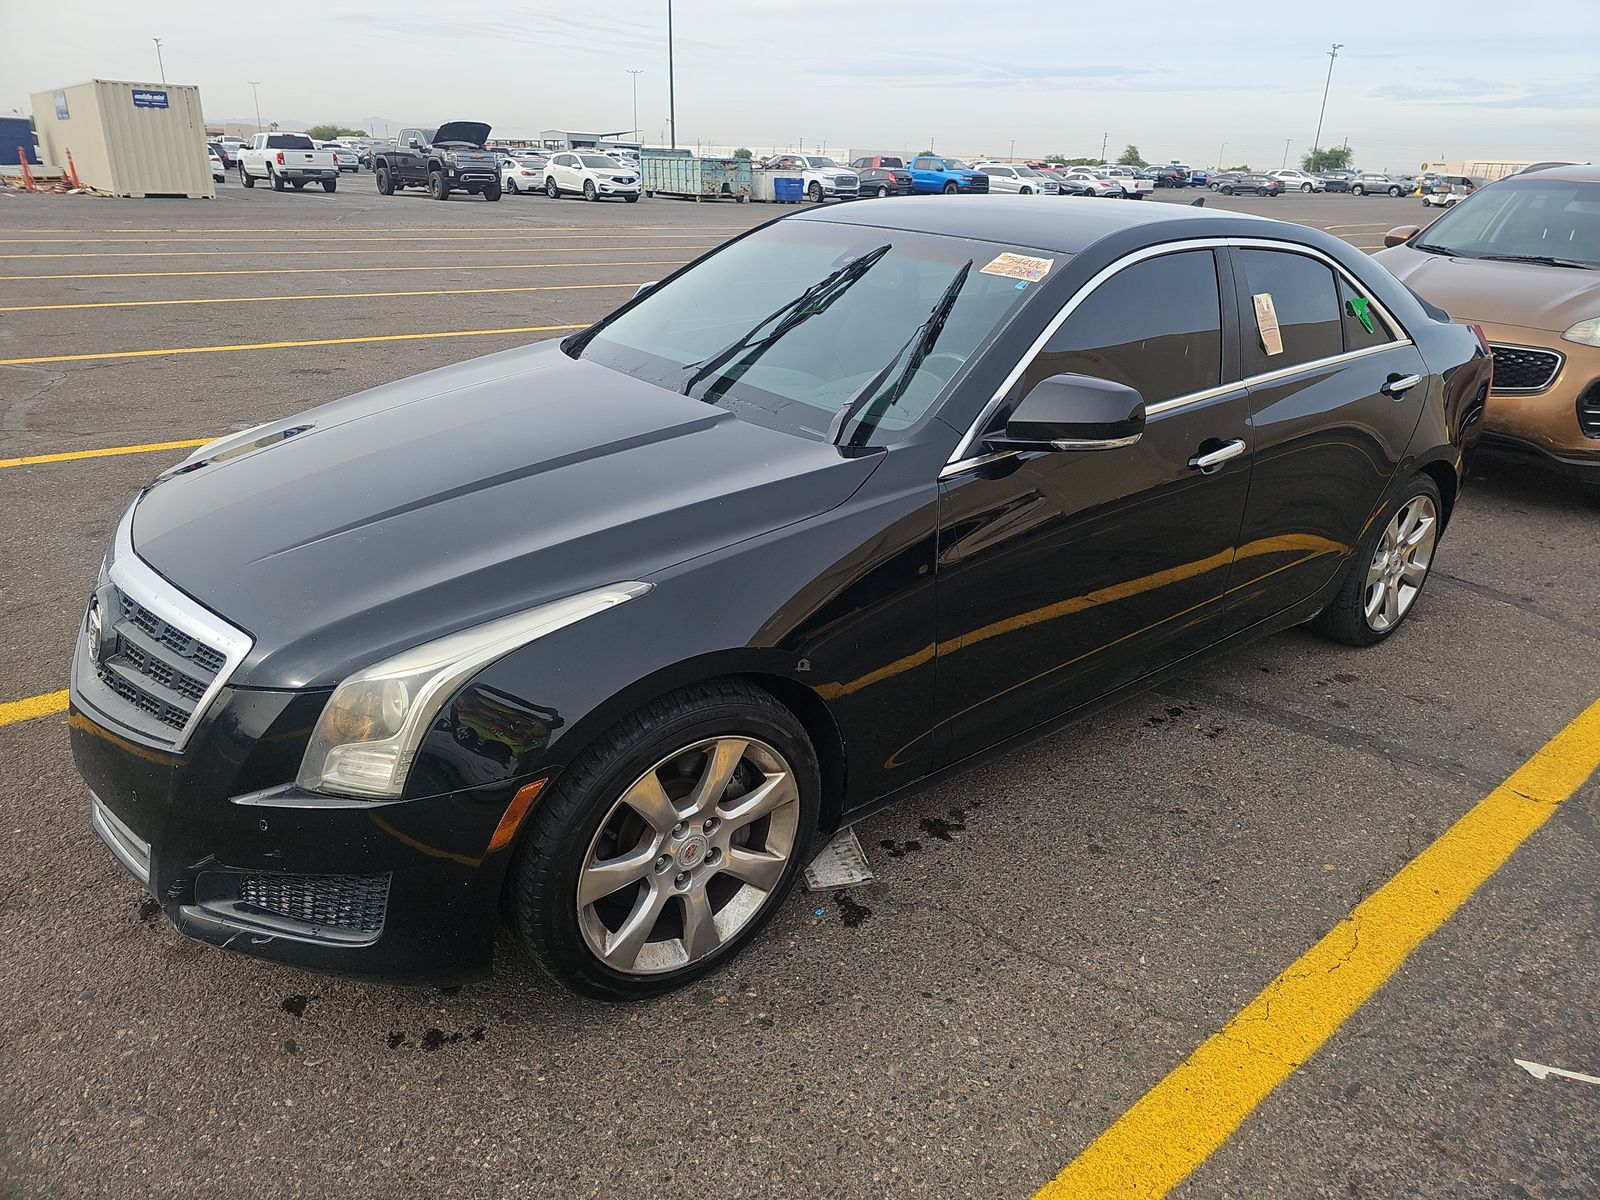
970,163,1057,195
1271,170,1326,193
543,152,642,202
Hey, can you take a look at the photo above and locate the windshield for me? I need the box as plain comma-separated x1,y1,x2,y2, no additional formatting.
1417,177,1600,266
575,221,1050,443
939,157,973,170
266,135,314,150
804,156,840,169
581,155,622,169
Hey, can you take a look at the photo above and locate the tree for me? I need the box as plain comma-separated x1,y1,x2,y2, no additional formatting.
732,146,752,159
920,148,936,156
306,124,366,141
1117,144,1146,167
1225,163,1252,172
1301,145,1353,172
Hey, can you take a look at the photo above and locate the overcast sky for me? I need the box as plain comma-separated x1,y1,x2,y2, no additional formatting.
5,0,1597,170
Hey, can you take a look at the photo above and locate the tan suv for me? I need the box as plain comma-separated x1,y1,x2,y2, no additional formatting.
1376,165,1600,490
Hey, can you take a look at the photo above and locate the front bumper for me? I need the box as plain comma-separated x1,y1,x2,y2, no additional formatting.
1474,322,1600,459
69,627,528,984
595,179,642,196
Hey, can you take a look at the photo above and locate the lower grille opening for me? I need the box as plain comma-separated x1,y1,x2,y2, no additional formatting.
237,871,391,936
1579,382,1600,439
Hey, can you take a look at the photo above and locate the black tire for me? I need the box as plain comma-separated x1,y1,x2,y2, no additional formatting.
376,166,393,195
942,181,958,194
625,193,640,203
546,177,561,198
1220,185,1233,195
239,165,254,189
428,169,450,200
809,181,824,203
484,183,501,201
506,178,518,194
1351,184,1364,196
511,680,821,1001
583,179,597,201
1389,186,1402,198
270,168,286,192
876,185,889,198
322,179,337,193
1311,473,1444,647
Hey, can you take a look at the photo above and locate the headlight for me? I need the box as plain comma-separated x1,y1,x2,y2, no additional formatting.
1562,318,1600,348
296,582,651,799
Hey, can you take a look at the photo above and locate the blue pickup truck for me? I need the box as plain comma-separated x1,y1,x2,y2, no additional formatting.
907,155,991,195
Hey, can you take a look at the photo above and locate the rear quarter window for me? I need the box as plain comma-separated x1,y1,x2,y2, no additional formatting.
1236,249,1343,374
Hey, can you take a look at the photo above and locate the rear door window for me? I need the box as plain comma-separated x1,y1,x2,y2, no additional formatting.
1336,276,1397,353
1019,250,1224,405
1235,249,1343,375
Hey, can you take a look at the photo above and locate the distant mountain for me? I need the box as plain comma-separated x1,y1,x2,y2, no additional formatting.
206,116,419,135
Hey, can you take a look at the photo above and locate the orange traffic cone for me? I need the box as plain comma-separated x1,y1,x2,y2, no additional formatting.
17,147,37,191
65,147,82,190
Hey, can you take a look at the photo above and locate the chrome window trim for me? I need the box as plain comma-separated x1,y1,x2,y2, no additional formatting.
108,499,254,752
944,235,1416,472
1486,342,1565,395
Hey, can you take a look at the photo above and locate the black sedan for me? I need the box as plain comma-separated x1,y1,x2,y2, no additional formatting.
1215,173,1284,196
69,199,1489,999
1318,171,1355,193
856,166,914,197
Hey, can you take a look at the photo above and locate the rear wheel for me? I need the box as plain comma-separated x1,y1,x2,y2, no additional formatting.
875,184,889,198
322,178,336,193
1312,474,1443,647
428,169,449,200
511,681,821,1000
376,166,393,195
583,179,597,201
506,178,519,194
270,168,286,192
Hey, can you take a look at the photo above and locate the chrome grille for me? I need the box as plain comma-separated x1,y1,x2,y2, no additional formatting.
1489,344,1562,393
94,585,220,732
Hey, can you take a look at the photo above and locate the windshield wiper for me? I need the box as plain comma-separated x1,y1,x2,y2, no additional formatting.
828,259,973,447
1479,253,1597,270
680,244,892,398
1410,242,1459,256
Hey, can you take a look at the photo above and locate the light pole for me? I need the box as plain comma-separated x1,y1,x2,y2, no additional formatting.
626,69,643,143
1009,138,1015,162
152,38,166,85
1311,43,1343,161
1100,131,1108,161
1216,141,1225,170
1282,138,1291,168
666,0,676,149
249,81,262,134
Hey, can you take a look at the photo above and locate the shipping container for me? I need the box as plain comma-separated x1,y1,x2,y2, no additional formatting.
641,150,751,201
30,80,213,198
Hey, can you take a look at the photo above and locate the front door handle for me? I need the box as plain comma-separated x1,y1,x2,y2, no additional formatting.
1189,438,1247,474
1382,373,1423,397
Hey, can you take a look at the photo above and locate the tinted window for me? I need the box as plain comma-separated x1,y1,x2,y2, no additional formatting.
1415,177,1600,266
1236,249,1342,374
1021,250,1223,405
266,135,314,150
580,155,621,168
1337,276,1396,352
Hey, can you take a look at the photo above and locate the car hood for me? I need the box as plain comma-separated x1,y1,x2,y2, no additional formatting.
132,342,881,689
1374,246,1600,332
431,121,491,148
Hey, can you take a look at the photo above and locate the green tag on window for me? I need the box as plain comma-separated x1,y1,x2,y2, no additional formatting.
1347,295,1375,334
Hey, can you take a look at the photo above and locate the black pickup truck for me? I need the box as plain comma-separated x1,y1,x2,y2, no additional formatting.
374,122,502,201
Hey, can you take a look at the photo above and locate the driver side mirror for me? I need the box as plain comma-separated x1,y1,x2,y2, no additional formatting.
984,374,1146,452
1384,225,1420,247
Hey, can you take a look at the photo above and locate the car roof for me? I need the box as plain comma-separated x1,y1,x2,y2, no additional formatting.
788,194,1266,254
1513,163,1600,183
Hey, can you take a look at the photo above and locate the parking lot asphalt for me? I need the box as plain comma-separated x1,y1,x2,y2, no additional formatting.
1,182,1596,1200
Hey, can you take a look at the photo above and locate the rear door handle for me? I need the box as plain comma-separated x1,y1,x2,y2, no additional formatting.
1382,373,1423,397
1189,438,1247,474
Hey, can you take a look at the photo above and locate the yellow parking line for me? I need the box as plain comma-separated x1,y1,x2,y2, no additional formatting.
1034,697,1600,1200
0,260,691,282
0,282,641,314
0,690,69,729
0,439,212,469
0,243,711,260
0,324,585,367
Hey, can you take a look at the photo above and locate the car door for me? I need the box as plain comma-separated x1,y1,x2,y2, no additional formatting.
934,246,1253,766
1218,242,1431,634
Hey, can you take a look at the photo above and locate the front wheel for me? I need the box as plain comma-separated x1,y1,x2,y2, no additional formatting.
1389,186,1403,198
942,181,958,194
1312,475,1443,647
483,183,501,201
1220,185,1233,195
1351,184,1365,196
428,169,450,200
809,181,825,203
1302,182,1314,192
239,165,255,189
376,166,393,195
511,681,821,1000
583,179,597,201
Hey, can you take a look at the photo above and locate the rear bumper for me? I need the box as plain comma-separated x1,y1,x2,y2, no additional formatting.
280,168,336,180
69,629,526,985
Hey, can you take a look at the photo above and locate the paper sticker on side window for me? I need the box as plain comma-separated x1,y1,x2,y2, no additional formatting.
1253,292,1283,356
980,252,1054,282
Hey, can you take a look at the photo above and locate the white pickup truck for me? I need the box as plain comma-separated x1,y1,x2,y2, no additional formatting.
237,133,339,192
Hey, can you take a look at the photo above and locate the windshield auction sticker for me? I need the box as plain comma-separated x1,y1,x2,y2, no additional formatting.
980,252,1053,282
1252,292,1284,356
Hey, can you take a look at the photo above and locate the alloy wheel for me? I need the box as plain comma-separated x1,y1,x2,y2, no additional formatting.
576,736,800,975
1363,495,1438,632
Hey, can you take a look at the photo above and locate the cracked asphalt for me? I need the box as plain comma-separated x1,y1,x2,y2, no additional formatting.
0,184,1596,1199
